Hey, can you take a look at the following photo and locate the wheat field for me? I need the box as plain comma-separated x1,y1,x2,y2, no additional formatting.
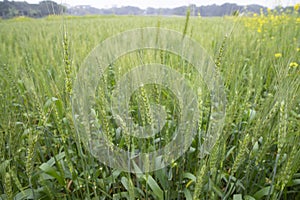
0,9,299,200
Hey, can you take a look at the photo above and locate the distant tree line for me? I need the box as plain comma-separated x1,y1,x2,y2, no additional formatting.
67,3,267,16
67,3,298,17
0,0,298,19
0,0,65,19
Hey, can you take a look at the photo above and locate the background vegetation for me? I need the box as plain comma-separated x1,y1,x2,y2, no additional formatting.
0,6,299,200
1,0,299,19
0,0,64,19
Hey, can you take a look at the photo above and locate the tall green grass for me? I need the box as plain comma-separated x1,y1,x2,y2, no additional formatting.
0,13,299,199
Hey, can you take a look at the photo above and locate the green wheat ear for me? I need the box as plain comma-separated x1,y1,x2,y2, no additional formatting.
10,167,25,196
4,172,13,200
278,100,287,154
193,161,208,198
182,7,190,39
63,30,72,98
215,35,228,69
25,130,39,179
231,133,251,174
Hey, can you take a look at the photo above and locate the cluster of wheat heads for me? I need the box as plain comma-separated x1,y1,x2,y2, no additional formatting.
0,9,299,200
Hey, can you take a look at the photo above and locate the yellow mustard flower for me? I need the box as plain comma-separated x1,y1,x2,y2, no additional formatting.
290,62,299,68
275,53,282,58
297,48,300,52
295,4,300,11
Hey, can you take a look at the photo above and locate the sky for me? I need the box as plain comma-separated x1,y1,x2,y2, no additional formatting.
6,0,300,9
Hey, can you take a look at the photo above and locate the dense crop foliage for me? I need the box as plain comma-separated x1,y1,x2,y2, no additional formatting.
0,8,299,200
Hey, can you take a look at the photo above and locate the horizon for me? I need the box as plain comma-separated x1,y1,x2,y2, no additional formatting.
2,0,299,9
